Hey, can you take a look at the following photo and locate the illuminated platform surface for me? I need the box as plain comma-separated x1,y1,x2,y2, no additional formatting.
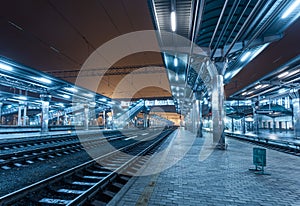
229,130,300,145
108,128,300,206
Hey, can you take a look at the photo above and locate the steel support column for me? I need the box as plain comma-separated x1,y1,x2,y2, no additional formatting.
84,104,89,130
40,94,51,133
17,103,23,126
103,110,106,129
23,103,27,126
290,89,300,138
212,74,225,149
273,118,276,133
0,102,2,124
143,113,148,128
198,99,203,137
241,116,246,134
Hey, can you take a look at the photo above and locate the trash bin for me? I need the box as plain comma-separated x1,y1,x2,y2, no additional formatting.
249,147,270,175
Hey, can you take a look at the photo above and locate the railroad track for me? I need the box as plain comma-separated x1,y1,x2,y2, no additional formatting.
0,134,77,151
0,130,127,152
0,130,144,170
0,128,175,206
226,133,300,156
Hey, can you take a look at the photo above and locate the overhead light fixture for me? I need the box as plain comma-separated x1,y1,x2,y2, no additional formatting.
175,74,179,81
242,92,247,96
287,69,300,77
224,72,231,79
171,11,176,32
176,87,179,91
15,96,27,100
278,88,287,94
84,93,94,98
65,87,78,92
240,51,251,62
0,63,13,71
278,71,289,78
99,98,107,102
36,77,52,84
281,0,300,19
255,85,262,89
61,94,70,99
174,57,178,67
261,84,269,88
247,91,254,95
56,103,65,107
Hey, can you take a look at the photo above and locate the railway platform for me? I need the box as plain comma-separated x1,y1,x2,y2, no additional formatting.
108,128,300,206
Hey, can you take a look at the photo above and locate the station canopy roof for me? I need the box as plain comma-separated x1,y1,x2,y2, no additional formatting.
0,56,113,110
0,1,299,116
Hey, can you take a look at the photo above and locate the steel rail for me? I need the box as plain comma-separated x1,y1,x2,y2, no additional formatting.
0,128,174,205
67,129,173,206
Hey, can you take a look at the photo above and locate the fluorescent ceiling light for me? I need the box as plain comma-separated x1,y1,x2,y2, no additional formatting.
65,87,78,92
176,87,179,91
254,85,262,89
278,71,289,78
36,77,52,84
287,69,300,77
84,93,94,98
278,88,287,94
240,51,251,62
261,84,269,88
175,74,179,81
61,94,70,99
174,57,178,67
0,63,13,71
99,98,107,102
15,96,27,100
56,103,65,107
171,11,176,32
281,0,300,19
247,91,254,95
224,72,231,79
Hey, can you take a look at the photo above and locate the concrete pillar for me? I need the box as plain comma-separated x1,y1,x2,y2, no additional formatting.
212,74,225,148
0,102,3,125
252,102,259,134
273,118,276,133
292,99,300,136
290,90,300,138
192,101,197,134
111,109,114,129
84,104,89,130
17,103,23,126
231,118,234,132
23,103,27,126
40,94,51,133
198,99,203,137
241,116,246,134
143,113,147,128
102,110,106,129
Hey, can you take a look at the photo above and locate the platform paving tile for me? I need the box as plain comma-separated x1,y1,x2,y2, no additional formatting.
109,129,300,206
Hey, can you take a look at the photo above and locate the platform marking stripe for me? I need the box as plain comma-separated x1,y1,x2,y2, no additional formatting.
125,136,138,140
